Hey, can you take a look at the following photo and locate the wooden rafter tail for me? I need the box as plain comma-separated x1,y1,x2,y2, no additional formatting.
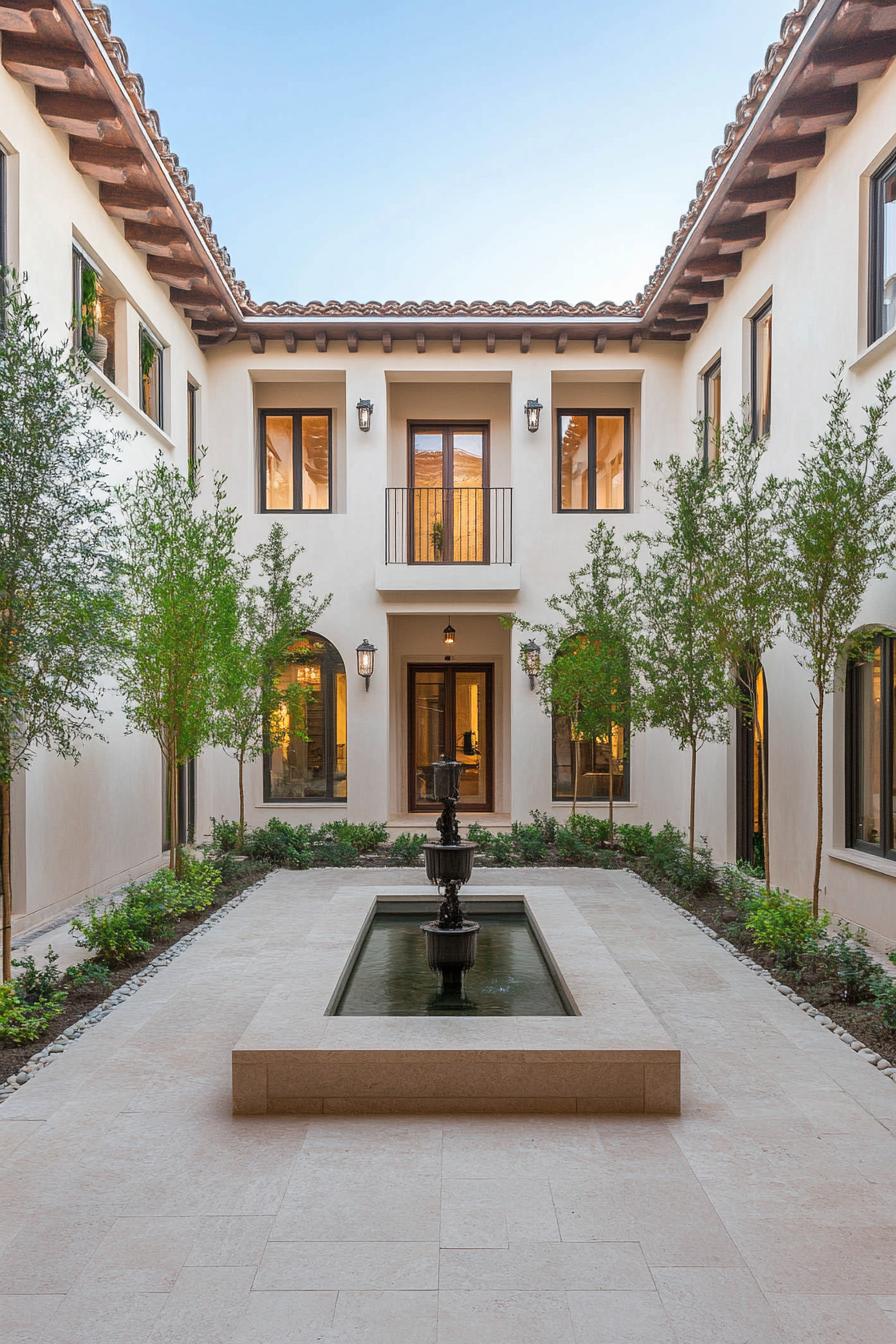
346,330,359,352
555,331,567,354
146,256,208,287
0,1,59,35
1,35,92,90
725,174,797,215
168,287,228,317
248,331,265,354
594,333,607,353
36,89,121,138
519,329,531,354
682,253,742,279
99,183,175,223
70,139,148,185
748,132,827,175
314,331,328,352
124,221,194,259
811,33,896,85
703,215,767,253
772,85,858,134
657,302,709,320
283,332,297,353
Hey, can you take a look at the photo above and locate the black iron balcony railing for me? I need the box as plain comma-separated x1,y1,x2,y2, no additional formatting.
385,487,512,565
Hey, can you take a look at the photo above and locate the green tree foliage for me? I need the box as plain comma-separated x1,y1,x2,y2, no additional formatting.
116,452,239,872
517,523,644,834
704,412,790,888
785,369,896,914
0,277,124,978
213,523,329,840
635,452,731,857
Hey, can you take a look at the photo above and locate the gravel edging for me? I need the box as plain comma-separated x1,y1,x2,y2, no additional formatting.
633,873,896,1084
0,873,268,1107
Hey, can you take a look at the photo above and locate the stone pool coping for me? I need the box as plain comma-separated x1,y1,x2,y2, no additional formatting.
232,884,680,1116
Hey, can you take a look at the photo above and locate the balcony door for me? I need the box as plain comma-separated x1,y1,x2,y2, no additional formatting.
409,423,489,563
408,664,493,811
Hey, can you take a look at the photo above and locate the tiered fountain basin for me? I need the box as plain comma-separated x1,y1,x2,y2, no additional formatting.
232,885,680,1116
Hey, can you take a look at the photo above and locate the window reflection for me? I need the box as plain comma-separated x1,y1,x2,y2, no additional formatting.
260,410,332,512
751,302,772,439
266,634,347,801
558,410,629,512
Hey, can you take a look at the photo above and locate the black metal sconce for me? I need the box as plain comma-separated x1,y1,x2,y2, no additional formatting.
525,398,543,433
521,639,541,688
356,398,373,432
356,638,376,690
443,621,456,646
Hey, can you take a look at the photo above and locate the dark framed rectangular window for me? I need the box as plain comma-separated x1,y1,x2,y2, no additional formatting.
0,147,6,275
552,717,630,802
846,632,896,860
187,380,199,478
557,408,630,512
259,409,332,512
139,324,164,428
72,244,117,383
750,300,772,440
702,357,722,464
869,149,896,345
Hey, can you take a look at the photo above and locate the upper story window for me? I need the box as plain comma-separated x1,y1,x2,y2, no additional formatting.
750,299,772,440
702,357,722,464
846,631,896,860
187,379,199,477
260,409,332,512
72,244,116,384
0,146,7,274
139,324,164,428
869,150,896,344
557,409,629,512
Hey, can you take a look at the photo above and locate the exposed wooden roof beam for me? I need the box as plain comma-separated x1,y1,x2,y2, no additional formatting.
658,302,709,320
451,331,462,352
381,332,392,353
629,333,642,353
415,330,426,353
2,35,92,90
726,174,797,214
314,331,328,352
346,330,359,352
99,182,174,223
36,89,121,139
70,138,148,184
284,332,297,353
683,253,742,279
748,132,826,174
555,331,567,354
485,331,496,353
0,2,59,35
653,317,704,334
191,319,236,338
146,256,208,286
773,85,858,133
248,332,265,354
810,32,896,84
167,287,227,316
704,215,766,252
519,330,531,353
670,279,726,302
594,333,607,353
124,220,193,259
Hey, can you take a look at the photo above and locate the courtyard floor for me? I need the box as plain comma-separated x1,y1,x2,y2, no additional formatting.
4,867,896,1342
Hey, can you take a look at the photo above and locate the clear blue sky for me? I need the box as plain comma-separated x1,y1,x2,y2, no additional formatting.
111,0,789,304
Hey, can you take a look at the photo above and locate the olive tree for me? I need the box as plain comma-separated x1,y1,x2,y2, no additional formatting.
0,277,124,979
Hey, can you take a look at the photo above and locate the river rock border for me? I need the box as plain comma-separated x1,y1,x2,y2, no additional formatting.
0,874,267,1106
631,873,896,1084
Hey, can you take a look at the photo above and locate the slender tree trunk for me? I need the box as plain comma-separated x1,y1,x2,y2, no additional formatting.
572,735,579,817
607,735,615,846
755,679,771,893
688,740,697,859
237,752,246,848
167,740,179,875
1,778,11,982
812,687,824,918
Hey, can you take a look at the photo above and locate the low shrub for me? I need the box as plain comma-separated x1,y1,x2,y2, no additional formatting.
643,824,715,895
825,926,883,1004
485,833,516,866
466,822,492,852
873,976,896,1030
72,858,224,967
72,899,152,966
555,827,593,865
0,980,67,1046
243,818,312,868
312,836,358,867
529,810,559,844
389,832,427,866
744,888,829,969
566,814,611,847
317,820,388,854
12,947,64,1003
210,816,240,853
615,822,654,858
173,856,221,915
66,960,112,992
510,822,548,863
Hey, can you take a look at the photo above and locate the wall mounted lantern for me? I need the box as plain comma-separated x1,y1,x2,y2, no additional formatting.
521,639,541,689
356,398,373,432
443,621,456,647
356,638,376,690
524,398,543,433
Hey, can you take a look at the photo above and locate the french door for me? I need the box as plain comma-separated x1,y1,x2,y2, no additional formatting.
408,423,489,563
736,667,767,869
408,664,493,811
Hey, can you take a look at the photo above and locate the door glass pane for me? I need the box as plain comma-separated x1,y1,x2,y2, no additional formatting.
455,670,487,807
882,169,896,337
752,667,765,870
334,669,347,798
301,414,330,510
857,646,882,846
412,431,444,562
595,415,625,509
413,670,446,804
890,649,896,851
265,414,294,510
754,308,772,437
452,431,485,562
559,414,589,509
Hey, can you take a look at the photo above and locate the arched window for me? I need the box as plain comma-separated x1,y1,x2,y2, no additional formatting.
846,630,896,858
736,665,767,870
548,635,630,803
264,633,347,802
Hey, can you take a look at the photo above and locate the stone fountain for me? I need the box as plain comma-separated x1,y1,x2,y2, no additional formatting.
420,755,479,993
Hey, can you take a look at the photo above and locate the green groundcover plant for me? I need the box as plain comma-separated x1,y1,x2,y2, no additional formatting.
71,858,222,966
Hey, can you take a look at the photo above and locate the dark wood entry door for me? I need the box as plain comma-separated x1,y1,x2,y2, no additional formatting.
408,663,493,811
736,667,767,868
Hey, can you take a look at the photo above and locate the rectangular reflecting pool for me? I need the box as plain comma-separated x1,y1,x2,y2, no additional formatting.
334,912,571,1016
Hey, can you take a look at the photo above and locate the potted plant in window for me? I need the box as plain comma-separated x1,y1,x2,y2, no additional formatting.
79,264,107,367
140,330,157,411
430,518,444,561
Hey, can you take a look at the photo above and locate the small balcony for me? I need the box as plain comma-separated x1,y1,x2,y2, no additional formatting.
378,487,518,592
